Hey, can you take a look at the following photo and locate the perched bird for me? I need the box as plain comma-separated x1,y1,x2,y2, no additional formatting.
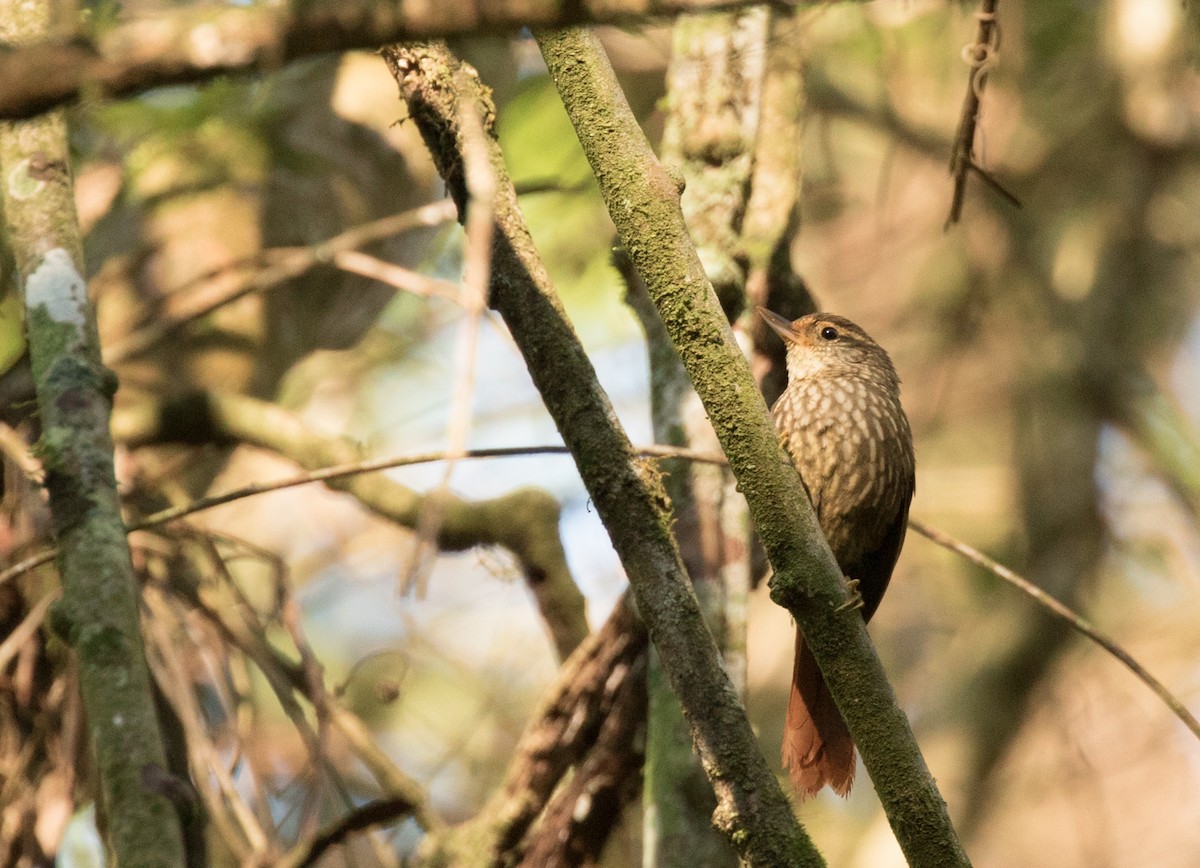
758,308,916,799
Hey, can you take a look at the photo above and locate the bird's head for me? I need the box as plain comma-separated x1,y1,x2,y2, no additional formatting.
757,308,899,386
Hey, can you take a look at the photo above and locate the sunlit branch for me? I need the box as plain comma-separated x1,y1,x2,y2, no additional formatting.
402,97,497,596
278,796,418,868
0,444,721,590
422,596,647,863
0,0,816,122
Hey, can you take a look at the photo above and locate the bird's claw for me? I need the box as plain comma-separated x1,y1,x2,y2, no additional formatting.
835,578,864,613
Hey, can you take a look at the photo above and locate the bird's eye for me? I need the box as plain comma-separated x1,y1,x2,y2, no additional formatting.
819,326,839,341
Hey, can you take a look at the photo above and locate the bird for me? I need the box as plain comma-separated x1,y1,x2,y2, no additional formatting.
758,307,916,799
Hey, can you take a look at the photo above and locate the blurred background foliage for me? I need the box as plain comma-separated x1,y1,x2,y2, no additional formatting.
2,0,1200,866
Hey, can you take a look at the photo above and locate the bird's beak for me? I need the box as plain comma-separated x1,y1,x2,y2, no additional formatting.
757,307,799,343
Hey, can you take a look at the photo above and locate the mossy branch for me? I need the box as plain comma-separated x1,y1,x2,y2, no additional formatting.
0,0,187,864
382,41,823,867
535,26,970,867
113,391,589,661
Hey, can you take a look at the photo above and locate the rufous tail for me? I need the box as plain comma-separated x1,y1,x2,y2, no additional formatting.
782,629,856,798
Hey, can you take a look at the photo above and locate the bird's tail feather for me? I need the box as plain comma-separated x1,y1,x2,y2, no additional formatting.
782,629,856,798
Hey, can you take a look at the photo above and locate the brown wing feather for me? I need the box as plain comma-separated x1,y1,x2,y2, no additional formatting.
847,497,911,624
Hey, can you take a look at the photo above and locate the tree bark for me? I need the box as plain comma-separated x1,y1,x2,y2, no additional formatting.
383,40,823,867
0,0,856,122
536,26,971,868
0,0,188,864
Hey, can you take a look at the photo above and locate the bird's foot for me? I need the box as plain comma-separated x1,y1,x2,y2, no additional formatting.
834,577,864,613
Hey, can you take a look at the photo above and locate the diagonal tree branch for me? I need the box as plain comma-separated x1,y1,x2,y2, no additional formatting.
636,7,796,864
908,519,1200,741
421,596,648,865
535,26,970,867
516,640,648,867
382,40,823,867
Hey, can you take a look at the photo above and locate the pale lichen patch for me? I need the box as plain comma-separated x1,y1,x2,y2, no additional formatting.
6,157,45,201
26,248,87,327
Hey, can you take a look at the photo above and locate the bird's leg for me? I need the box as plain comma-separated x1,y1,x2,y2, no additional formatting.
835,577,864,612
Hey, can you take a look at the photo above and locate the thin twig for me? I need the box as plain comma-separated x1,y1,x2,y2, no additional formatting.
143,589,270,863
105,200,457,364
15,435,1191,750
0,591,57,672
402,96,497,596
7,430,1195,799
280,797,416,868
331,250,460,299
968,161,1022,209
908,518,1200,741
123,444,715,536
172,529,440,832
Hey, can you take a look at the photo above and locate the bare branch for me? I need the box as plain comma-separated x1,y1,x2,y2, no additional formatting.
517,646,647,867
536,25,967,867
0,444,723,592
909,519,1200,742
105,200,457,364
281,797,417,868
423,598,647,864
0,0,807,122
115,391,590,661
946,0,1019,226
402,97,497,596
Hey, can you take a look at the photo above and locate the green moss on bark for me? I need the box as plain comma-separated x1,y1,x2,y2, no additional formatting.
1,2,188,863
383,41,823,868
537,25,971,868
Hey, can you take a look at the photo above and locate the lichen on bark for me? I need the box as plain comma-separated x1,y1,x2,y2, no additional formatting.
0,0,188,864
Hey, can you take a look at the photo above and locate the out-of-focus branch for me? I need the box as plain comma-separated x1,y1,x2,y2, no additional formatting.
517,642,648,867
422,597,647,865
105,200,457,364
910,519,1200,741
160,543,440,835
638,7,790,864
0,444,725,591
142,588,267,865
537,26,968,867
113,391,589,661
281,797,417,868
740,11,815,402
0,0,187,863
0,0,806,122
383,40,822,866
402,100,496,596
15,435,1192,748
